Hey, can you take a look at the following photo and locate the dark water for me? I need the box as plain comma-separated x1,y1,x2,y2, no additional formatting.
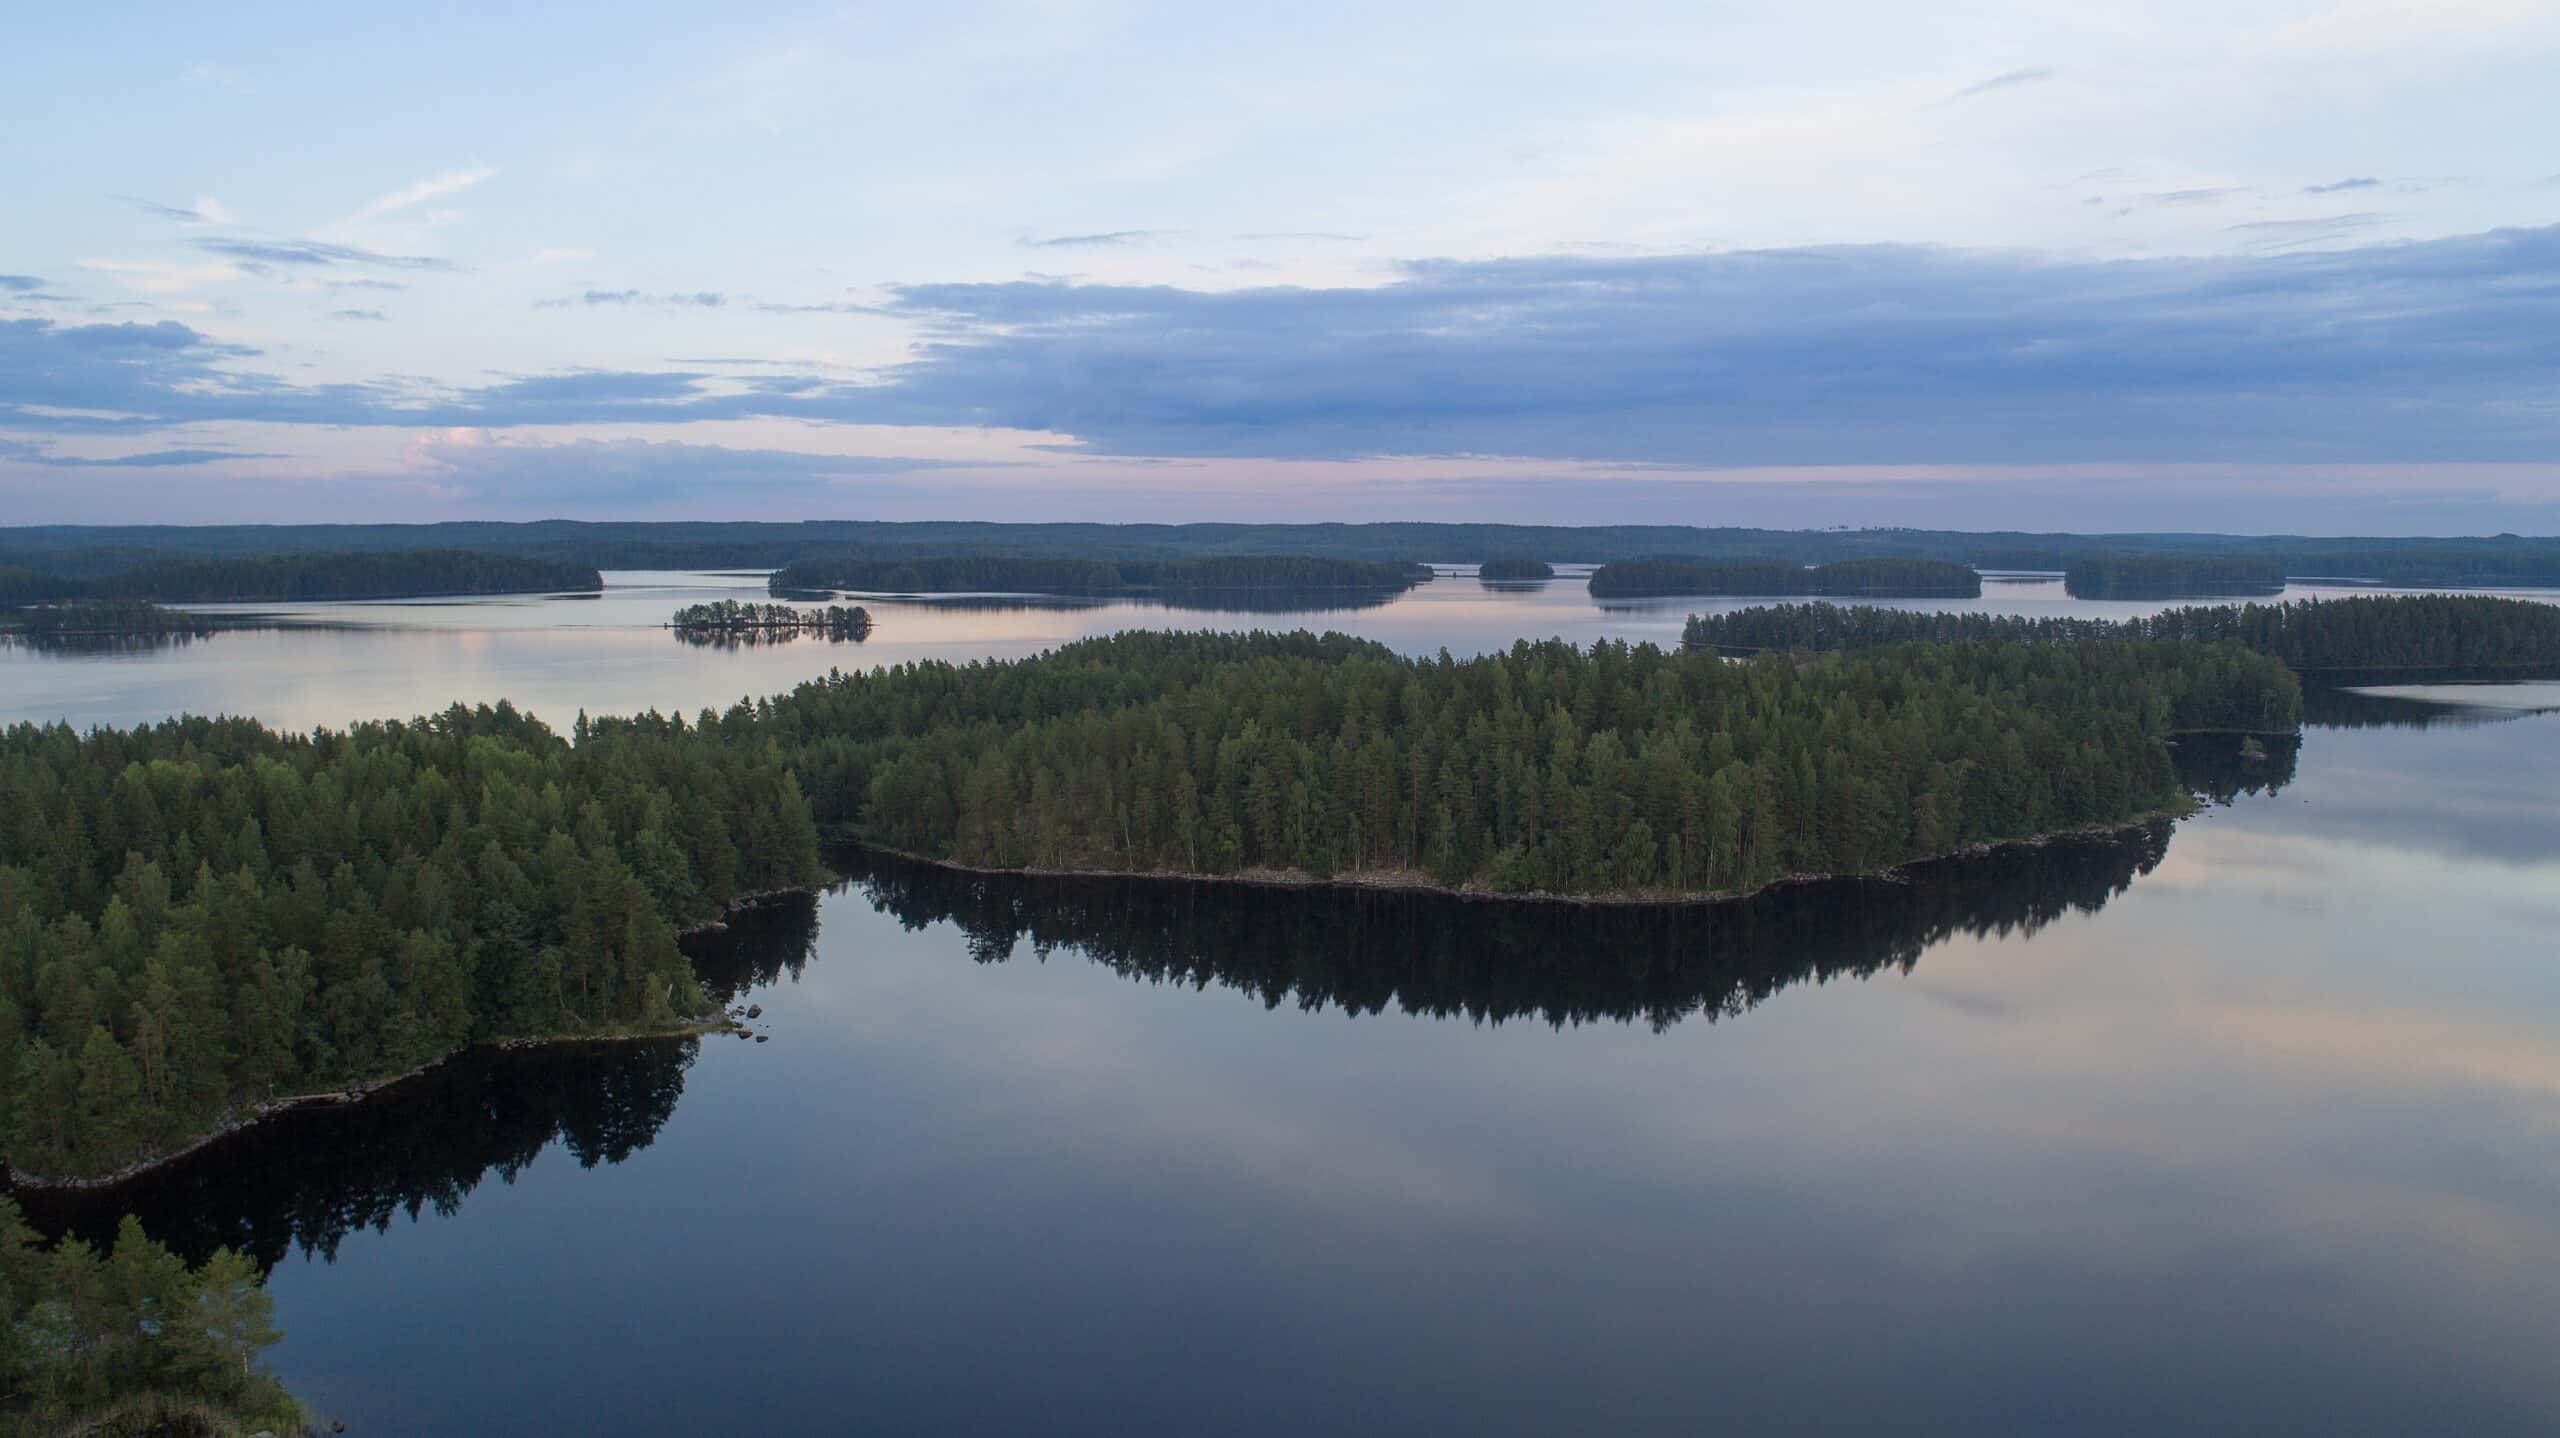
10,573,2560,1434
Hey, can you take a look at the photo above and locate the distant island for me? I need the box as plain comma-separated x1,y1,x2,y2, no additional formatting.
0,548,602,606
1477,557,1555,581
1682,594,2560,674
2062,555,2287,599
1588,557,1982,598
767,553,1422,597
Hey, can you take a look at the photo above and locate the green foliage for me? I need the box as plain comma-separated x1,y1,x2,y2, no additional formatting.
670,600,872,638
1588,558,1982,598
0,1197,302,1437
2062,555,2287,597
0,703,825,1180
767,553,1419,596
742,628,2292,898
1683,595,2560,674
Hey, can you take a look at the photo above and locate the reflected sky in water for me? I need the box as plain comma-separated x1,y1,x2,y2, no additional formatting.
9,572,2560,1434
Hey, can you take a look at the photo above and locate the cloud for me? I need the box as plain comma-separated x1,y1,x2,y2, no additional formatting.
75,258,243,294
351,166,496,222
755,299,890,315
2224,212,2392,248
0,276,43,292
2145,187,2247,205
194,237,458,270
1945,67,2055,103
1019,230,1158,249
14,225,2560,471
118,195,236,226
535,289,728,309
0,438,276,468
402,432,992,506
330,308,388,321
327,278,409,293
1237,232,1368,242
2305,177,2382,194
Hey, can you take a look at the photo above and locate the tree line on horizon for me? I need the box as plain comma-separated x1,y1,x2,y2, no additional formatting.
1,550,601,607
1587,558,1983,599
766,553,1421,597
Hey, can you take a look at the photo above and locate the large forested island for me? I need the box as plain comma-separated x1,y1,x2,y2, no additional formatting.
751,630,2297,897
1588,558,1982,599
1682,594,2560,673
768,554,1420,597
0,704,824,1184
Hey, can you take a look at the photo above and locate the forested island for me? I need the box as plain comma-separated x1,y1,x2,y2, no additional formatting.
767,554,1421,597
1478,557,1555,581
746,629,2296,899
0,703,825,1184
2062,555,2287,598
0,600,221,638
671,600,873,642
1681,594,2560,674
2,1198,302,1436
0,549,601,607
1588,558,1982,599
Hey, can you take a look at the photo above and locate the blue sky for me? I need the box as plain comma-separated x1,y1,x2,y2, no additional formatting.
5,0,2558,531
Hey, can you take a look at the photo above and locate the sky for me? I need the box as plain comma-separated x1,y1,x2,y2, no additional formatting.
4,0,2559,534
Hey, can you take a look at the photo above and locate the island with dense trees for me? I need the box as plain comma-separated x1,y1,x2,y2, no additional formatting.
670,600,873,644
767,554,1421,598
0,702,826,1185
1478,557,1556,582
740,628,2296,901
1588,558,1982,599
2,1197,303,1436
2062,555,2288,598
1681,594,2560,675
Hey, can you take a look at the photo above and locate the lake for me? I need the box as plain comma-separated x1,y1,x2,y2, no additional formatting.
10,570,2560,1434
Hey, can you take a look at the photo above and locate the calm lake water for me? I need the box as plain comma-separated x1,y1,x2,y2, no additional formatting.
11,571,2560,1434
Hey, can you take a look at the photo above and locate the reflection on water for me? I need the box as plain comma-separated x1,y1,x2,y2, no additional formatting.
836,830,2169,1032
17,1039,700,1270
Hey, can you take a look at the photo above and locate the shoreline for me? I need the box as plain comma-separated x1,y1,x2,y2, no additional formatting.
844,805,2193,910
1,884,821,1195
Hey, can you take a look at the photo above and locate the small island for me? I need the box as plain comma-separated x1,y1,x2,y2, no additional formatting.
1588,557,1982,599
671,599,873,643
1477,557,1556,582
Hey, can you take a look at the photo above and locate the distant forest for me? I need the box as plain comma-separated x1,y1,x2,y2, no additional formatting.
1681,595,2560,673
1589,558,1982,598
767,553,1420,596
0,703,825,1181
1478,557,1555,581
740,629,2298,900
2062,555,2287,598
5,521,2556,585
0,549,600,606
